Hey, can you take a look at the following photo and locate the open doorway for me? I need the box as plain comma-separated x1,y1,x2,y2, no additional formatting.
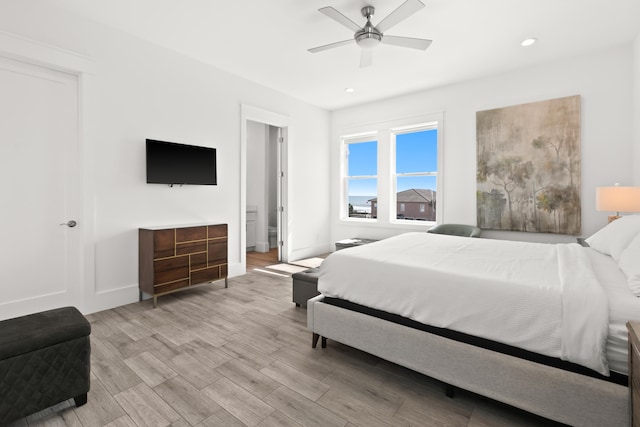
241,105,290,271
246,122,284,260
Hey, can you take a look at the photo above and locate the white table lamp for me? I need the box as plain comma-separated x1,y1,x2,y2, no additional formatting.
596,185,640,223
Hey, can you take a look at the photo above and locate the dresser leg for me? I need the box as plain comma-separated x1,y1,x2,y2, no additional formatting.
312,333,320,348
225,277,228,288
153,295,157,309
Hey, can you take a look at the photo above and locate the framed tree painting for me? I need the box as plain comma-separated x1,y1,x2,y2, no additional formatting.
476,95,581,234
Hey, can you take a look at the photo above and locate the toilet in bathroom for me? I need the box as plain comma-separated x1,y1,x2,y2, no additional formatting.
268,226,277,248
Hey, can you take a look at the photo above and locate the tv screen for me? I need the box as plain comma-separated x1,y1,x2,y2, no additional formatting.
146,139,217,185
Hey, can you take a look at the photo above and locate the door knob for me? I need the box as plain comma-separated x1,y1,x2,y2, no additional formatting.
60,220,78,228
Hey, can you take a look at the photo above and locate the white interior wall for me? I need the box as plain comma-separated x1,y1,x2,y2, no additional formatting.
331,45,635,244
286,117,333,261
0,0,330,314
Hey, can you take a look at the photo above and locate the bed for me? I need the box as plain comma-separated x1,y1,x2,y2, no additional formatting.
307,216,640,426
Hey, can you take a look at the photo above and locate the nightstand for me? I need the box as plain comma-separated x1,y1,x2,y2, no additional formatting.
627,321,640,426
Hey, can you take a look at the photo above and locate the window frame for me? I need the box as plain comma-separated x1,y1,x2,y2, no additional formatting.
391,123,439,224
337,112,443,228
341,132,378,221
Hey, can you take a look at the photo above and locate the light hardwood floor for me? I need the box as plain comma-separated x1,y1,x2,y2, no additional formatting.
246,249,279,271
9,258,564,426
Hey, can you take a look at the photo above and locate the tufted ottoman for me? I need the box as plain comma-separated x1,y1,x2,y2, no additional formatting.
292,267,321,308
0,306,91,424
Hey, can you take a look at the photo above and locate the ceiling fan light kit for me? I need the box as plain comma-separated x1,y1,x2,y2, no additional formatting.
309,0,432,67
355,6,381,49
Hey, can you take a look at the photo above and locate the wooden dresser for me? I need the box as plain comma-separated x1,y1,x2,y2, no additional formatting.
139,223,228,307
628,321,640,426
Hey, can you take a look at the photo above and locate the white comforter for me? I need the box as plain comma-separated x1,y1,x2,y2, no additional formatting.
318,232,610,375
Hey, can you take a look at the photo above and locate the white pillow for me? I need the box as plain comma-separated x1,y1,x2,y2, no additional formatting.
618,232,640,295
585,215,640,261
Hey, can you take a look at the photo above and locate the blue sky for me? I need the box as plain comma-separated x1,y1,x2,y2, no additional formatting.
348,129,437,197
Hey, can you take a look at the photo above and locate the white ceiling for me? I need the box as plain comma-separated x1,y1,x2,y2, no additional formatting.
49,0,640,111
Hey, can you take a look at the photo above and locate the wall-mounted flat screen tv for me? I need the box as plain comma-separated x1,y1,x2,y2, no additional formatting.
146,139,217,185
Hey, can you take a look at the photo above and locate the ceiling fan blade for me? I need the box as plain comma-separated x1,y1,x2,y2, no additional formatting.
319,6,362,32
381,35,432,50
308,39,355,53
360,49,373,68
376,0,425,33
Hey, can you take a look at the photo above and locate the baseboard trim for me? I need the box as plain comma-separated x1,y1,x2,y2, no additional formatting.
84,284,139,315
255,241,270,252
84,261,244,314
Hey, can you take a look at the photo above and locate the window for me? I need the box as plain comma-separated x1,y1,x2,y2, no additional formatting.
339,113,442,226
344,135,377,219
394,127,438,222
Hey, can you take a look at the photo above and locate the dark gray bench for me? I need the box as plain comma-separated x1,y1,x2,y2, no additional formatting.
292,268,320,308
0,306,91,424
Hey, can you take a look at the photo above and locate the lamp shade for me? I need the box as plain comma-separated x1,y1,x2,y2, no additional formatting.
596,186,640,212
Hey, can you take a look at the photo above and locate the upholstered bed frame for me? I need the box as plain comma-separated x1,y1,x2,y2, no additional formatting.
307,295,628,427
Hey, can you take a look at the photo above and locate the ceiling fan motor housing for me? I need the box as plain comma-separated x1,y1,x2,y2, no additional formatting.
355,6,382,48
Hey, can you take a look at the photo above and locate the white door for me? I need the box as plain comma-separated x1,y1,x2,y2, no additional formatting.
0,56,81,320
276,127,286,262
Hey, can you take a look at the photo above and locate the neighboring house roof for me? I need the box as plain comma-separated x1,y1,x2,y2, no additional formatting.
369,189,436,203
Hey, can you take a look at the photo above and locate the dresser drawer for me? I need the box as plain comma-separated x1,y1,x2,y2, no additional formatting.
208,240,227,265
191,266,221,284
153,229,175,258
176,240,207,255
176,226,206,242
154,279,190,295
208,224,227,239
154,256,189,284
190,253,208,270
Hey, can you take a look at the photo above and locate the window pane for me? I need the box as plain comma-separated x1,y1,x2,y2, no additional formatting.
348,178,376,218
397,175,436,192
396,129,437,173
348,141,377,176
396,176,436,221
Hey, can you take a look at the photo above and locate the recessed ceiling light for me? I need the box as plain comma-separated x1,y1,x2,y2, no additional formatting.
521,38,537,47
345,87,355,93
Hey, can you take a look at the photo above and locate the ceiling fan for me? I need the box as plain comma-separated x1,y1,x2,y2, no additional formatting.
308,0,432,67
